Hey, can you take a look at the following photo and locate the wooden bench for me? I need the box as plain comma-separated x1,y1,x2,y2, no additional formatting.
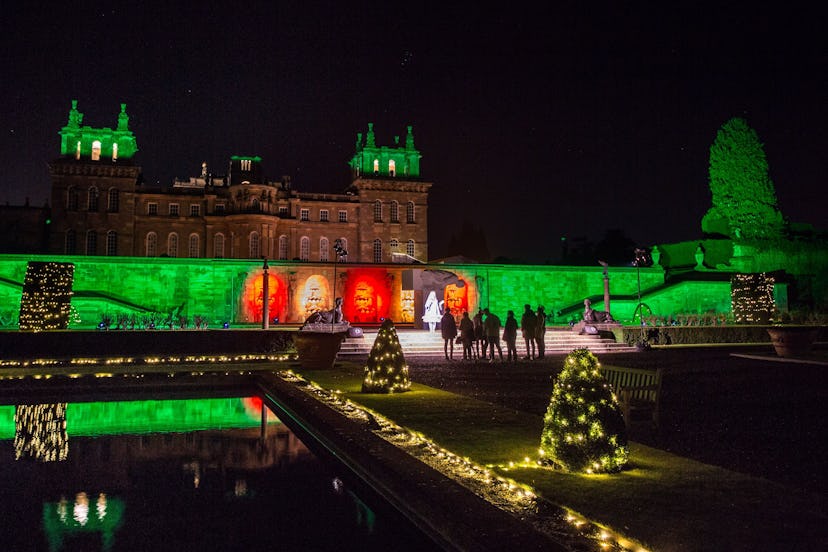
600,365,663,429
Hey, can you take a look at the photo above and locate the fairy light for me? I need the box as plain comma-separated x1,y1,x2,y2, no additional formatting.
731,273,775,323
279,369,646,551
539,348,629,473
18,261,75,331
361,318,411,394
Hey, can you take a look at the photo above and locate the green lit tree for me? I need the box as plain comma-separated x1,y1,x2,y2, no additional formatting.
702,117,786,240
539,348,628,473
361,319,411,393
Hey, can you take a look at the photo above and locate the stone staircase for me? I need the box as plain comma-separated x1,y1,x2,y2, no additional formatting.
338,328,637,359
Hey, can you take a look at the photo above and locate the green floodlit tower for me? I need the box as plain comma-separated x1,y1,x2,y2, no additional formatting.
539,348,628,473
349,123,421,178
59,100,138,161
701,117,785,240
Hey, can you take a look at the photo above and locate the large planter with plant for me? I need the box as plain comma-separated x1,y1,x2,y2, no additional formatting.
294,329,347,369
766,326,820,358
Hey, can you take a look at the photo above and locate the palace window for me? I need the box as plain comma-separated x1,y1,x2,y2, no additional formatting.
406,201,415,223
390,201,399,223
106,231,117,256
338,238,348,262
189,234,200,258
169,203,179,216
389,159,396,176
86,230,97,255
300,236,310,261
146,232,158,257
320,209,329,222
373,201,382,222
92,140,102,161
390,238,399,252
112,143,118,161
107,189,119,213
190,204,200,217
147,202,158,215
373,239,382,263
300,208,309,221
168,233,179,257
279,206,289,217
65,230,76,254
87,187,99,211
320,237,329,262
278,235,288,260
213,233,225,258
338,210,347,223
67,187,78,211
407,239,415,257
249,232,260,259
373,159,379,174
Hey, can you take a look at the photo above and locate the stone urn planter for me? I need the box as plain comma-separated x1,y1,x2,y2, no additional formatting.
294,329,347,369
766,326,820,358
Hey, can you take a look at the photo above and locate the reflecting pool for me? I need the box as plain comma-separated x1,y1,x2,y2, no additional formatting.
0,397,436,551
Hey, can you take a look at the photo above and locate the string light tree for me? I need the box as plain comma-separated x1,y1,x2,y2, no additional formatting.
361,318,411,394
539,348,628,473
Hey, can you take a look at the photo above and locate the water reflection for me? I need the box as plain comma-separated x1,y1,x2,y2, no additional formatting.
14,403,68,462
0,397,432,551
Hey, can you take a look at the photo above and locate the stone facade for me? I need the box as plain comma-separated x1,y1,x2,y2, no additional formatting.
47,102,431,263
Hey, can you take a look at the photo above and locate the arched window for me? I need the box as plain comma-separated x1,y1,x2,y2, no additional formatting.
168,233,179,257
373,200,382,222
338,238,348,262
251,198,260,212
249,232,260,259
146,232,158,257
390,238,399,251
112,143,118,161
213,233,225,258
390,201,399,223
106,230,117,256
407,239,415,257
67,187,78,211
373,239,382,263
107,188,119,213
91,140,101,161
87,187,99,211
373,159,379,174
278,235,288,260
300,236,310,261
65,230,76,254
388,159,396,176
406,201,415,223
189,234,200,258
320,237,329,262
86,230,97,255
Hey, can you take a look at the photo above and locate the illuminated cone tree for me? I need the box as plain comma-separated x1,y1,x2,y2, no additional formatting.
361,319,411,394
540,348,628,473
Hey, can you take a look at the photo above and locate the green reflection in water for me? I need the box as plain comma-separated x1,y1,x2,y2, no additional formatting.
0,397,277,439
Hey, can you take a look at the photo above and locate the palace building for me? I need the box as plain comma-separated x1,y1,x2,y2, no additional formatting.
48,101,431,263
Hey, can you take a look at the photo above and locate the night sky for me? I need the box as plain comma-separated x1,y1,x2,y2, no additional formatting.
2,3,826,263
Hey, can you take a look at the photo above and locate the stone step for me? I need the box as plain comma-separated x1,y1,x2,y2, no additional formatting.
337,329,637,357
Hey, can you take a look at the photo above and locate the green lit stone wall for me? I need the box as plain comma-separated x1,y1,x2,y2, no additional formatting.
0,254,738,330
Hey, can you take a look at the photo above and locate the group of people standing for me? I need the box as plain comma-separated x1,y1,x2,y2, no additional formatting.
440,304,547,361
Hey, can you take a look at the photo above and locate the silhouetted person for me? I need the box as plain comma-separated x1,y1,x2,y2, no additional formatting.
503,310,518,361
459,311,475,360
483,308,503,361
472,308,486,359
521,304,537,359
535,305,547,359
441,310,457,360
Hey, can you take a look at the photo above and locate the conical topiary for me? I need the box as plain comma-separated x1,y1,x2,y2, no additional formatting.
361,318,411,393
539,348,628,473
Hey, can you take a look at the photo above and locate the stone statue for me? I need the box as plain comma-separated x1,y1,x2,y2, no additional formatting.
302,297,347,328
583,299,614,323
